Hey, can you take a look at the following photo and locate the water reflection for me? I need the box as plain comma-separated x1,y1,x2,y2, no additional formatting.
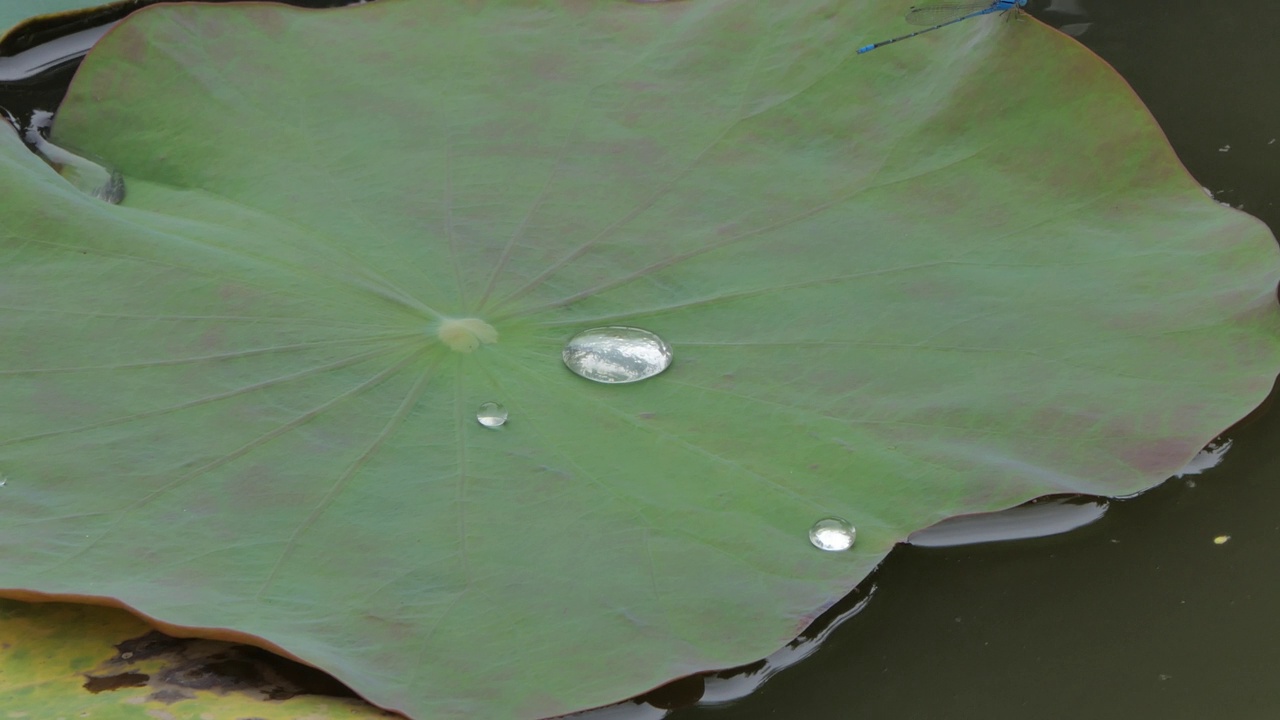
0,24,111,80
907,496,1108,548
569,590,878,719
1175,439,1231,477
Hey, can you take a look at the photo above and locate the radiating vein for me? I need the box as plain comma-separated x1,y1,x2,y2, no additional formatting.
45,347,427,571
503,177,943,318
674,340,1040,353
502,358,827,513
574,386,830,513
525,262,948,327
485,363,653,514
661,378,1091,443
444,135,468,311
139,41,445,321
256,350,439,598
290,112,447,320
446,366,476,598
474,129,579,311
0,306,390,329
19,191,433,317
490,27,774,312
0,345,406,449
475,20,664,312
0,333,419,376
183,186,448,320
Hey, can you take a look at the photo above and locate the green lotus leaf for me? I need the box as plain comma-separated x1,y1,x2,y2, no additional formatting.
1,1,1277,718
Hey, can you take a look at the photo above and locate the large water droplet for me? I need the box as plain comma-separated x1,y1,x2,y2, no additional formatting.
809,517,856,552
476,401,508,428
25,110,124,204
562,326,672,384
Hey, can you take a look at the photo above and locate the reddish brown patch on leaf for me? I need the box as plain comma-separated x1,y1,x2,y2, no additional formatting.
1025,406,1104,436
251,7,289,39
118,28,150,66
1117,437,1199,475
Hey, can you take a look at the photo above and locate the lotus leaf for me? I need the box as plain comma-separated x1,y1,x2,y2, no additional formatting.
1,1,1277,718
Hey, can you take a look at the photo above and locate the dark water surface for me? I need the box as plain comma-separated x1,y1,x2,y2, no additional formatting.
3,0,1278,718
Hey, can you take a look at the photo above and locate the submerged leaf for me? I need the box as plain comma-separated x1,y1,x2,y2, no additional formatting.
1,1,1277,718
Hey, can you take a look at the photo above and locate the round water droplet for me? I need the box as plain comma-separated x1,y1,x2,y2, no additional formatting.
476,401,508,428
562,326,673,384
809,517,856,552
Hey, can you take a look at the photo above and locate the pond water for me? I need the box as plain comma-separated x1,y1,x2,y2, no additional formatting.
1,0,1277,718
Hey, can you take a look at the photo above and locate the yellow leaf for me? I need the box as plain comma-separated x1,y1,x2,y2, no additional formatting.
0,599,396,719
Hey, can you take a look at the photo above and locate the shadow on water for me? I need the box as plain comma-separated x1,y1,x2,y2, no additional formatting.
2,0,1279,718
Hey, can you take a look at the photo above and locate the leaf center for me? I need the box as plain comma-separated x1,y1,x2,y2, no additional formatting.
436,318,498,353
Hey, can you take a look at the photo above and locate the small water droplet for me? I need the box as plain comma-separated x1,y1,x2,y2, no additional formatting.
562,326,672,384
809,517,856,552
476,401,508,428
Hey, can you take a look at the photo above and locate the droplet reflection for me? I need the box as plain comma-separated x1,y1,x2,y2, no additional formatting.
562,326,672,384
476,401,508,428
809,517,856,552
